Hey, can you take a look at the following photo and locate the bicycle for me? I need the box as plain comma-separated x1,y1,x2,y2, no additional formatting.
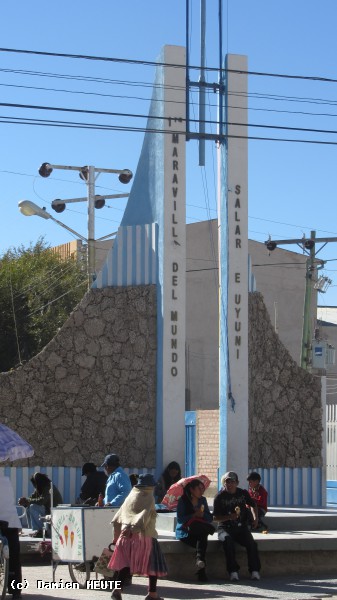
0,520,9,600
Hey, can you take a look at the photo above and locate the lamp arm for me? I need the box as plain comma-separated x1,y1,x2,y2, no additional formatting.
49,214,88,242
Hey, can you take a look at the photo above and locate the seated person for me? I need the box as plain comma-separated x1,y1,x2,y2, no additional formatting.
176,479,214,583
247,471,268,530
18,472,63,537
155,461,181,503
213,471,261,582
100,453,131,507
78,462,107,505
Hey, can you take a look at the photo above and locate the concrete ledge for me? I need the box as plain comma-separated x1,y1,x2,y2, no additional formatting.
158,532,337,579
20,527,337,578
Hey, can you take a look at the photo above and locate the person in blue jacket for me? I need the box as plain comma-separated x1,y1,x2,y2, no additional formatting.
99,453,131,507
176,479,214,582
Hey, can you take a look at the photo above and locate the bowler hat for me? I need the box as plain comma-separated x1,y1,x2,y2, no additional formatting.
135,474,156,488
101,453,120,468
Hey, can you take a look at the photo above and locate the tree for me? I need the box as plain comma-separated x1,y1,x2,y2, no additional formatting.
0,237,87,372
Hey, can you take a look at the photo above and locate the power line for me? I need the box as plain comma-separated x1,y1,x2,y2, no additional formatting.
6,100,337,139
4,113,337,147
2,167,336,241
26,280,87,318
4,74,337,118
3,47,337,84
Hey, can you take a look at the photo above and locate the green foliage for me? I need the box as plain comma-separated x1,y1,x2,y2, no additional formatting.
0,237,87,372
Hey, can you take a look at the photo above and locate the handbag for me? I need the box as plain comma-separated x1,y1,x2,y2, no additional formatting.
94,543,115,577
186,518,215,536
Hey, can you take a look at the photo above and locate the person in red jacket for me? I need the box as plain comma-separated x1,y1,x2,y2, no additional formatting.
247,472,268,530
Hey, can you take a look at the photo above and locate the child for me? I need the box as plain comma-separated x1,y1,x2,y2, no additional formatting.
247,472,268,531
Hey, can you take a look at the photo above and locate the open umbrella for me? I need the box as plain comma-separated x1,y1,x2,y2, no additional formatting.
0,423,34,462
161,474,211,510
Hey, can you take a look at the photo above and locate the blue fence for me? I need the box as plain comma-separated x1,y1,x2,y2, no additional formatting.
0,466,155,504
327,480,337,507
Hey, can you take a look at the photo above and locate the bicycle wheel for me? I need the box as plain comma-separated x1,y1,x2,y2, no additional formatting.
68,562,91,589
0,545,9,600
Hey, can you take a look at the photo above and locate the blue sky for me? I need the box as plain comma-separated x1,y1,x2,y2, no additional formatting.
1,0,337,305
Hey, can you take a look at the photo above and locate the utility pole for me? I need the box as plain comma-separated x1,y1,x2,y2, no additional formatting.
301,231,316,369
38,162,132,284
265,233,337,370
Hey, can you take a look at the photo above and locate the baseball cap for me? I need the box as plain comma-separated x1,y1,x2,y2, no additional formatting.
223,471,238,482
101,453,120,468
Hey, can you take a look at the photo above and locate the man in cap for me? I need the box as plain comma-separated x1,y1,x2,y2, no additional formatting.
78,462,107,505
213,471,261,582
99,453,131,507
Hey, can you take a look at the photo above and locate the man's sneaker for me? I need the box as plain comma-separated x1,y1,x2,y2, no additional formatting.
251,571,260,580
196,559,205,570
229,571,239,581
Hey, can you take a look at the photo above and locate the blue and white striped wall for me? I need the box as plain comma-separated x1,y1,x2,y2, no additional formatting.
93,224,158,289
252,467,324,507
1,466,155,505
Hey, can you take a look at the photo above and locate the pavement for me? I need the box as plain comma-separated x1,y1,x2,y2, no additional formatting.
18,561,337,600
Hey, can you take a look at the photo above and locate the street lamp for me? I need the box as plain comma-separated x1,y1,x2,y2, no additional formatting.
18,198,119,287
18,200,88,241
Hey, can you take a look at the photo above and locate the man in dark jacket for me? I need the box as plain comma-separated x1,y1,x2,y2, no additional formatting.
213,471,261,582
79,462,107,504
18,472,63,536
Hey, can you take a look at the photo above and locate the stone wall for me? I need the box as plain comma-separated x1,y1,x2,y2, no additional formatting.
249,292,322,468
195,292,323,473
0,285,157,468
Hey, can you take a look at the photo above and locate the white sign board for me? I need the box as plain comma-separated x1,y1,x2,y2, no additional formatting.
52,507,117,562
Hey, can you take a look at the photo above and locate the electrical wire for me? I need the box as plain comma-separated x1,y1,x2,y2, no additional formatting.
3,114,337,146
8,264,22,366
7,99,337,139
26,280,87,318
4,73,337,120
4,46,337,84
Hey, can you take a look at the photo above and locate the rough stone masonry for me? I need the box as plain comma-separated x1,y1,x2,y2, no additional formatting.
0,285,157,468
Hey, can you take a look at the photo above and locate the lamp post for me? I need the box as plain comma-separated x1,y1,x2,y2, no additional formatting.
18,200,88,241
19,162,133,285
18,200,121,288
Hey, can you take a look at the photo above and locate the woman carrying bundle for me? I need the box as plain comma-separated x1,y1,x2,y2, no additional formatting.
108,473,167,600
